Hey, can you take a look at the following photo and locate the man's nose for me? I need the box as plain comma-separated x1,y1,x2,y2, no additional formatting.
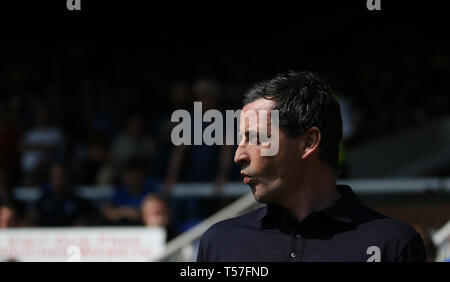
234,145,250,165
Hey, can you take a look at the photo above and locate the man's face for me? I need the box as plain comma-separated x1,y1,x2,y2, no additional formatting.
0,207,15,228
141,199,169,227
234,98,302,203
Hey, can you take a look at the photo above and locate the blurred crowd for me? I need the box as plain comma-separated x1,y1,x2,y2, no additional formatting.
0,44,449,236
0,72,246,237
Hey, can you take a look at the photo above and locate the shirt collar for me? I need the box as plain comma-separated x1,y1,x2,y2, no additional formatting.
258,185,360,225
321,185,360,224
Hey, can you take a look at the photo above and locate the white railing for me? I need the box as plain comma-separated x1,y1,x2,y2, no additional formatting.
433,220,450,262
12,178,450,202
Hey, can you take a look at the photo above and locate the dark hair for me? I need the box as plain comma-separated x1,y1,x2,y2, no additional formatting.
243,70,343,169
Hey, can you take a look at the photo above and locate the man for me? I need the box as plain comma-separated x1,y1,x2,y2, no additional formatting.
36,163,95,226
0,202,16,228
20,107,65,175
197,71,426,262
101,158,159,225
141,194,178,242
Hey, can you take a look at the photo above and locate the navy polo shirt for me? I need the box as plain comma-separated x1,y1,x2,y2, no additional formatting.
197,185,426,262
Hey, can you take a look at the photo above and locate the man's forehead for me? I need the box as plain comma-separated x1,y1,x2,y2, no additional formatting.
240,98,275,131
242,98,275,113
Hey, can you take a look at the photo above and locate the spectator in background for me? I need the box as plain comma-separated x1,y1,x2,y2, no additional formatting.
146,81,192,182
101,158,160,225
189,79,234,191
86,91,118,139
20,107,65,182
165,79,235,188
71,134,115,186
1,170,29,228
141,194,178,242
0,201,20,259
0,202,16,228
0,104,21,187
163,78,233,192
110,115,155,170
162,78,235,228
0,169,10,205
36,163,95,226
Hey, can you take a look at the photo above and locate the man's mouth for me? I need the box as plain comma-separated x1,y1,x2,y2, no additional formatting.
243,176,253,185
241,172,254,185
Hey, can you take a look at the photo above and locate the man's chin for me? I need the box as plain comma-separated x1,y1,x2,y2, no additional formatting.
250,185,269,203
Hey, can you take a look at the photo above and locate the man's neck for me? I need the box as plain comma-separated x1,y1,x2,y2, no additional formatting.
278,168,340,223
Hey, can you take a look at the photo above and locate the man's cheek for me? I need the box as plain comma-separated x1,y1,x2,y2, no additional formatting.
258,159,275,175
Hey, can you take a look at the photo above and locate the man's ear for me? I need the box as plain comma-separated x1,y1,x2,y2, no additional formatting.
299,127,321,160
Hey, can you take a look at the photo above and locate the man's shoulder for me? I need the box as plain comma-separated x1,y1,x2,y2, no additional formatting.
356,205,426,261
356,204,420,242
